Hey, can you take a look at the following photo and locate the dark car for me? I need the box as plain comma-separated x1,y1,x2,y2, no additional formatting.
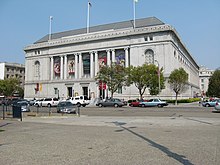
96,98,125,107
57,101,77,114
14,101,30,112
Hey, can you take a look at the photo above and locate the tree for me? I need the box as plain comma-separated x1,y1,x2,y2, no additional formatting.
168,68,188,105
0,78,24,97
127,64,164,100
95,63,127,98
206,70,220,97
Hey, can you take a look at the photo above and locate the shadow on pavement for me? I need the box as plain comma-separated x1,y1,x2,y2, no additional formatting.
112,121,193,165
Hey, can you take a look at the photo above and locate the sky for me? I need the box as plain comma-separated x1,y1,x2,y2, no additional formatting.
0,0,219,69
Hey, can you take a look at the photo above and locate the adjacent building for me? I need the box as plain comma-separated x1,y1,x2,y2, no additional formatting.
24,17,200,100
0,62,25,92
199,66,214,96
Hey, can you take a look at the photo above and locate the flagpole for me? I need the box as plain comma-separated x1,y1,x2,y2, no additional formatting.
133,0,136,29
49,16,53,40
87,1,90,33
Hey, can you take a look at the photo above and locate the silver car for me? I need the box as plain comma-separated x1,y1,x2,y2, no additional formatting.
213,100,220,112
96,98,125,107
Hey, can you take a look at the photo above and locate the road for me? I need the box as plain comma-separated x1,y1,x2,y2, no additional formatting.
0,104,220,165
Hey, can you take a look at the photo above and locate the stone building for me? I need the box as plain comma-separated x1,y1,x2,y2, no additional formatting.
0,62,25,86
199,66,214,96
24,17,200,100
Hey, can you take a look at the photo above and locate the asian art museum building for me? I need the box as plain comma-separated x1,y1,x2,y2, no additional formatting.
24,17,200,101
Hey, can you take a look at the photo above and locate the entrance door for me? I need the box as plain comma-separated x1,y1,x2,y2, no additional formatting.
67,87,73,97
99,89,105,100
82,87,88,97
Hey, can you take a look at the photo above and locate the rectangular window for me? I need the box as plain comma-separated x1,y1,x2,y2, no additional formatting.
117,87,122,94
201,79,204,83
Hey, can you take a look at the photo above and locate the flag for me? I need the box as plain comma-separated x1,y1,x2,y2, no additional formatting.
134,0,138,2
50,16,53,20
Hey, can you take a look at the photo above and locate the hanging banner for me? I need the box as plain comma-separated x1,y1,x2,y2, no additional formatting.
68,56,75,74
54,57,60,75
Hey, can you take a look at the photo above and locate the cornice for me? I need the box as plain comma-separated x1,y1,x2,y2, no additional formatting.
24,24,173,51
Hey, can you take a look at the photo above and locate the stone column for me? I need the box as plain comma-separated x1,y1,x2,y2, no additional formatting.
94,51,98,76
125,47,129,67
111,49,115,63
74,54,78,79
90,52,94,78
107,49,111,66
64,55,67,79
60,56,64,79
50,57,54,80
78,53,82,78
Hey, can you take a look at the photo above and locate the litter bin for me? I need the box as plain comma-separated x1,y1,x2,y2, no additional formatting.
12,105,22,120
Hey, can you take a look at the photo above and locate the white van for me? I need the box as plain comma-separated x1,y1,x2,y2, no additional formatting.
68,95,90,107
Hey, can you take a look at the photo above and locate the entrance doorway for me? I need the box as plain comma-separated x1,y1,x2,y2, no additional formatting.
82,87,88,97
67,87,73,97
99,89,105,100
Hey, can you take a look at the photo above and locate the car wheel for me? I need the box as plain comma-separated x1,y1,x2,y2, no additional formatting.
98,104,103,107
47,104,51,107
130,104,133,107
141,104,145,107
114,104,119,108
157,104,163,108
205,104,210,107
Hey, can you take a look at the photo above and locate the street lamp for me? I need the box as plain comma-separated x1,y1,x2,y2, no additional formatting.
154,60,160,98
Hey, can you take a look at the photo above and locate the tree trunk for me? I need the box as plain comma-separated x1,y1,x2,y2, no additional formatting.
175,92,178,105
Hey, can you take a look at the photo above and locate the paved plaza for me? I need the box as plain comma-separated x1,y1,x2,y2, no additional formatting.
1,105,220,165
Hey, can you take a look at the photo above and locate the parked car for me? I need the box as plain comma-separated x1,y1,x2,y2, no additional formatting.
29,99,37,106
14,101,30,112
129,99,149,107
57,101,77,114
96,98,125,107
202,99,219,107
139,99,168,107
34,98,59,107
67,95,90,107
212,100,220,112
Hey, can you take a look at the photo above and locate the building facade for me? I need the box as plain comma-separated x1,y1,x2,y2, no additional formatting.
0,62,25,86
24,17,200,100
199,66,214,96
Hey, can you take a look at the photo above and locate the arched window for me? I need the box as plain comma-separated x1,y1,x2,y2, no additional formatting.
145,49,154,64
34,61,40,78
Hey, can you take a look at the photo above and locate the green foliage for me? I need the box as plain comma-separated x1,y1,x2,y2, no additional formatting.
0,78,24,97
95,63,127,98
168,68,188,105
126,64,165,99
207,70,220,97
166,98,200,103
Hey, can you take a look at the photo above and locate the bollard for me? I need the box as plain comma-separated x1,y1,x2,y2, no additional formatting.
3,105,5,120
49,106,52,116
77,106,80,117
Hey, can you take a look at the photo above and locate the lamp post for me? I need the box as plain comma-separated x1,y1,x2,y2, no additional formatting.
154,60,160,98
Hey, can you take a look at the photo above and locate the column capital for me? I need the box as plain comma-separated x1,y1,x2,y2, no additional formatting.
106,49,111,52
124,47,129,50
111,49,115,52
